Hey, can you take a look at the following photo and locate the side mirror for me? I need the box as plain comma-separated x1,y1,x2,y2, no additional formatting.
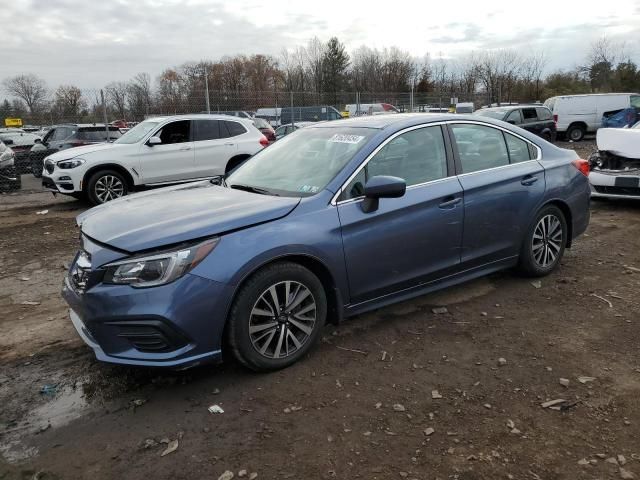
361,175,406,213
147,136,162,146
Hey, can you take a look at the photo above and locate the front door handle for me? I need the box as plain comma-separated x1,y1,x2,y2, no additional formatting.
438,196,462,209
179,146,192,151
521,175,538,186
224,143,234,146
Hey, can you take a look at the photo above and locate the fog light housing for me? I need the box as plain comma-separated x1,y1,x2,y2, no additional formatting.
59,176,72,181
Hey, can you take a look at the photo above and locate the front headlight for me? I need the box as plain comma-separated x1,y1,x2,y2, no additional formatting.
57,159,85,169
0,150,15,168
103,238,219,288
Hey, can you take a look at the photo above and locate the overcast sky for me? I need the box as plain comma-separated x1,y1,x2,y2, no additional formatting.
2,0,639,89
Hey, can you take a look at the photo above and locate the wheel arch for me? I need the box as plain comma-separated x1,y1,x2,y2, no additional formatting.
82,163,135,191
541,199,573,247
226,253,344,329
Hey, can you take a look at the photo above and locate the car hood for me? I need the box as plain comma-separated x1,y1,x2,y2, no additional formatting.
47,142,124,160
77,181,300,252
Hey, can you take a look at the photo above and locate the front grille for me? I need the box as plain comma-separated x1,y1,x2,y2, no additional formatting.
593,185,640,197
44,159,55,174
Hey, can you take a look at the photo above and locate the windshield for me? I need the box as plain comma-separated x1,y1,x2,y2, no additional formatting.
227,127,377,197
474,109,507,119
114,120,159,144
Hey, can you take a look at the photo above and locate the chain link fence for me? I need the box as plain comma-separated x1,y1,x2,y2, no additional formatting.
1,88,528,191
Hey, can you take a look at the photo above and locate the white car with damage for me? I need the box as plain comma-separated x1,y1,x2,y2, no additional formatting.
589,124,640,199
42,114,268,205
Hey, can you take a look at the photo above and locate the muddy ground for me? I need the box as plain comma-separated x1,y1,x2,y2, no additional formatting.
2,140,640,480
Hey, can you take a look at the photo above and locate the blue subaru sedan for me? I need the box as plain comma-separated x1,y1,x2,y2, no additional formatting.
62,114,590,371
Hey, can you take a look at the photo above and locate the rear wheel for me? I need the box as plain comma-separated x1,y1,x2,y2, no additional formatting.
226,262,327,371
567,124,585,142
518,205,567,277
86,169,129,205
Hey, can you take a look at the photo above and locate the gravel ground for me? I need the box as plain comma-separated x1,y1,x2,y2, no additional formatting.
2,140,640,479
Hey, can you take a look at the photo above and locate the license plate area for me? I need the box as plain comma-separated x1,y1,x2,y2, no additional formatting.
615,177,640,188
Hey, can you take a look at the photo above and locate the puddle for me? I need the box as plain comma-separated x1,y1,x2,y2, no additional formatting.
0,385,90,463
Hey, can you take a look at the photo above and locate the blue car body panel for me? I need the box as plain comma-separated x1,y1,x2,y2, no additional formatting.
64,114,591,368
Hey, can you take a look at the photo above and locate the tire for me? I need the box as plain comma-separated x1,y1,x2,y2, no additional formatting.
567,124,585,142
86,169,129,205
227,262,327,371
518,205,567,277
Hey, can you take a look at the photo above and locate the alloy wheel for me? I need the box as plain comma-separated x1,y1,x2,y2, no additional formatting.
249,280,317,359
94,175,124,203
531,214,563,268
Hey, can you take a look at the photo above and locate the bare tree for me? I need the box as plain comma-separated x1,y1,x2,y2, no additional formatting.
54,85,85,118
2,74,47,113
105,81,128,119
127,73,153,118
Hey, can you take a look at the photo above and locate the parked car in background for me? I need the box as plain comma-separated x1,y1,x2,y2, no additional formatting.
589,124,640,199
474,105,556,142
345,103,400,117
0,140,21,190
62,113,590,371
255,108,281,127
455,102,475,114
544,93,640,141
252,117,276,143
0,131,42,174
279,106,342,125
212,111,254,119
42,114,267,205
30,124,122,178
274,122,315,140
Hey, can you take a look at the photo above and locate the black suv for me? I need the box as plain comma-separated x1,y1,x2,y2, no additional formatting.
474,105,556,142
29,124,121,178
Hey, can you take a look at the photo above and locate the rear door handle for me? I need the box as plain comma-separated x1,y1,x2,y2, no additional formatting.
438,196,462,209
224,143,234,146
521,175,538,186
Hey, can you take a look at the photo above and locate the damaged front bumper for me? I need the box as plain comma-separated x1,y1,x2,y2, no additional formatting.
589,150,640,199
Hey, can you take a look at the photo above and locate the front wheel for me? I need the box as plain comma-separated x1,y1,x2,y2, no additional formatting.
226,262,327,371
518,205,567,277
567,125,585,142
86,169,128,205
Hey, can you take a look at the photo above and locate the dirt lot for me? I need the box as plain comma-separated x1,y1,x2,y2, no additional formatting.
2,140,640,480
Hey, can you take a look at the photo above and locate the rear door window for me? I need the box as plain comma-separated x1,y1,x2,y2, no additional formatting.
193,120,222,141
77,128,122,141
450,124,509,174
521,108,538,123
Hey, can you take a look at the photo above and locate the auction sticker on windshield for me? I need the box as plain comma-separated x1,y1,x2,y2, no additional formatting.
330,134,365,144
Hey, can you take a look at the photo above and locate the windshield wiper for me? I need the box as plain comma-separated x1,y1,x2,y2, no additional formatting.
229,183,279,196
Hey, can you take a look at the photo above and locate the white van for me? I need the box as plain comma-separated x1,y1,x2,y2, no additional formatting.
544,93,640,141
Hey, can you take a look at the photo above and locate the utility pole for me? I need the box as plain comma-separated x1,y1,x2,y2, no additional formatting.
204,64,211,114
290,91,294,129
100,89,109,140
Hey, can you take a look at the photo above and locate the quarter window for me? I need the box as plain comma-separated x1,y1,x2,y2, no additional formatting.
340,126,447,201
504,132,533,163
451,124,509,174
225,121,247,137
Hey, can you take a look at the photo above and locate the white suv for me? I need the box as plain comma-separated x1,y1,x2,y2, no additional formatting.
41,114,268,204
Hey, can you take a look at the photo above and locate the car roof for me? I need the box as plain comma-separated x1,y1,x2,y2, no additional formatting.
51,123,118,128
310,113,495,129
144,114,253,123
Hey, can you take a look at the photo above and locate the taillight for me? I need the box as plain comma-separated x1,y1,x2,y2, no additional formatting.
572,159,589,177
553,114,558,126
259,136,269,147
